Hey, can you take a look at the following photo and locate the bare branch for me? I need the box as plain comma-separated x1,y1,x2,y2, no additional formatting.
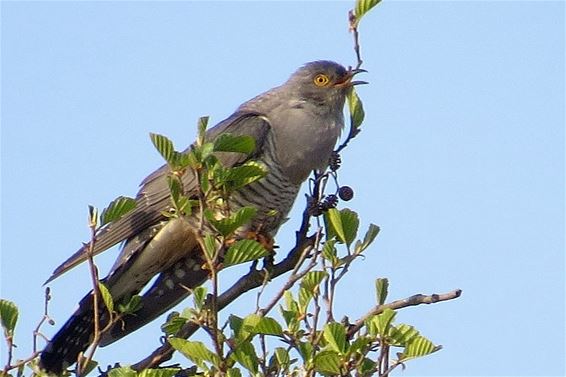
347,289,463,338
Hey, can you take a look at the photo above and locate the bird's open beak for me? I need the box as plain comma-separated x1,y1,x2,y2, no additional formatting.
334,68,368,88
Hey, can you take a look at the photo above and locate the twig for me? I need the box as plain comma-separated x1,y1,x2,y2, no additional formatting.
347,289,463,338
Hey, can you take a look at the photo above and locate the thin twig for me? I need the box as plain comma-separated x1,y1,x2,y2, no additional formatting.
347,289,463,338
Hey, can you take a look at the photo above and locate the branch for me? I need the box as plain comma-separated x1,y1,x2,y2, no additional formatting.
347,289,463,338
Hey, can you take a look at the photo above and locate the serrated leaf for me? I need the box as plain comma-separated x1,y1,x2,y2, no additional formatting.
100,196,136,226
169,338,219,368
221,161,268,190
150,133,175,164
254,317,283,336
389,323,420,346
323,322,348,354
402,336,441,359
355,223,380,254
214,133,256,155
354,0,382,25
326,208,346,243
367,308,396,337
340,209,359,247
97,282,114,312
224,239,268,267
301,271,328,293
322,239,338,264
313,350,342,375
207,207,257,236
0,299,18,336
347,87,366,129
229,314,244,340
231,341,258,373
298,287,312,314
274,347,291,369
375,278,388,305
297,341,314,362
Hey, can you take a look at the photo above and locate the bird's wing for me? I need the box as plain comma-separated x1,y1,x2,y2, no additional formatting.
45,112,271,284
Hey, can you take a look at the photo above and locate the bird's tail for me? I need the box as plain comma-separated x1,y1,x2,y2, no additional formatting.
39,292,106,375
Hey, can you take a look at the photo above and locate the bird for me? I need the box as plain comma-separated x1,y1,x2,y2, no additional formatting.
39,60,366,374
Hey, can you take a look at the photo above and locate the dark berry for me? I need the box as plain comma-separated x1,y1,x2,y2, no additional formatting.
338,186,354,201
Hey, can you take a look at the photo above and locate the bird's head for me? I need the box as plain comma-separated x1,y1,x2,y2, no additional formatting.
286,60,367,107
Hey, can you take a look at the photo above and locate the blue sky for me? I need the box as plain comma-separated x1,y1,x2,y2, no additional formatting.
1,1,564,376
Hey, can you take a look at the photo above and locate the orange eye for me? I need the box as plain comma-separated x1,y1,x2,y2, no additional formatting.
313,74,330,87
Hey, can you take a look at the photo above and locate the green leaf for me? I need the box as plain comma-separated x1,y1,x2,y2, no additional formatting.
347,87,366,129
150,133,175,164
389,323,420,346
402,335,441,359
88,205,98,228
229,314,244,340
161,313,187,335
192,286,207,310
340,208,359,247
323,322,348,354
297,341,314,363
253,316,284,336
117,295,142,315
358,357,377,376
224,239,269,267
321,239,338,265
214,134,256,155
300,271,328,293
207,207,257,236
375,278,388,305
97,282,114,312
367,308,396,337
168,338,219,368
100,196,136,226
202,233,218,260
349,335,371,355
197,116,209,146
226,368,242,377
221,161,268,190
354,0,382,23
313,350,342,375
298,287,312,314
326,208,345,243
107,366,137,377
231,341,258,374
355,223,380,254
0,299,18,336
274,347,291,370
138,368,180,377
79,359,99,376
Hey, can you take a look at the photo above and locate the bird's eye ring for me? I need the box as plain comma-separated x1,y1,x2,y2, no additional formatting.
313,74,330,87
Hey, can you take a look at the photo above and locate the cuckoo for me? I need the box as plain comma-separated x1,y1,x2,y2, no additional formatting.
39,60,366,374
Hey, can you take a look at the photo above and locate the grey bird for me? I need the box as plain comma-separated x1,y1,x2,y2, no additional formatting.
39,60,366,374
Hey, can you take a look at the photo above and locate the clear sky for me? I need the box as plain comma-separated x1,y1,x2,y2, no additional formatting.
1,1,564,376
